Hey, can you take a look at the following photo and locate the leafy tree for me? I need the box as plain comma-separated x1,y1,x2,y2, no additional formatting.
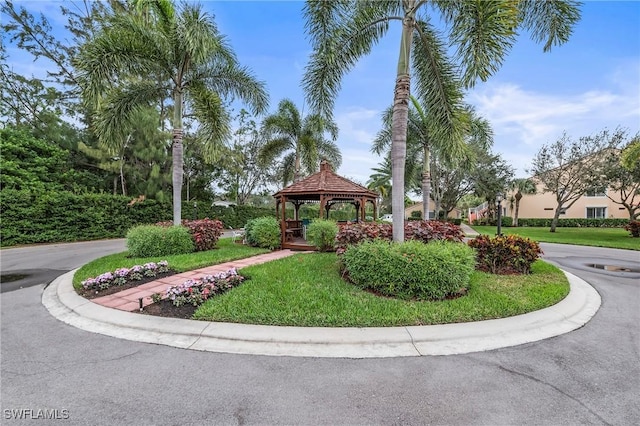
0,126,97,193
529,130,620,232
592,133,640,220
259,99,341,185
621,139,640,172
78,107,171,199
509,178,537,227
218,110,278,204
303,0,581,241
472,149,515,219
75,0,268,225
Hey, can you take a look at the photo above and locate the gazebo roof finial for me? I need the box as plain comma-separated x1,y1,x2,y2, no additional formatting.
319,159,331,172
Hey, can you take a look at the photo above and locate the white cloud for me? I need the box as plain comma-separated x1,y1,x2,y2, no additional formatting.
336,147,380,186
334,106,380,145
468,62,640,177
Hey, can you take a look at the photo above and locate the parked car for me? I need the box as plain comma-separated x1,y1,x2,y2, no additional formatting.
381,214,393,222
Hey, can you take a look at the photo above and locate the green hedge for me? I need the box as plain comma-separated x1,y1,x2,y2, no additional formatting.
517,218,628,228
0,189,172,246
0,190,281,246
199,204,276,229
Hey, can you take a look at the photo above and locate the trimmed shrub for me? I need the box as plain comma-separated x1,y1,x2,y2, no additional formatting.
0,189,172,246
126,225,194,257
157,218,223,251
625,221,640,237
245,216,280,250
342,240,475,301
405,220,465,243
335,222,392,255
468,234,542,274
517,218,628,228
472,216,513,227
306,219,338,251
335,220,464,254
410,210,422,219
204,205,276,229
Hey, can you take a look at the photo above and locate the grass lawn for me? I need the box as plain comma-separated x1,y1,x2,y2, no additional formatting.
193,253,570,327
471,226,639,251
73,238,269,289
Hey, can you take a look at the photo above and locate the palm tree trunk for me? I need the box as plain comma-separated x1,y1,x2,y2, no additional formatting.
514,200,520,227
390,12,414,242
422,145,430,220
172,90,184,226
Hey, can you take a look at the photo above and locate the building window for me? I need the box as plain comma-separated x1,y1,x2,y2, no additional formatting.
586,187,606,197
586,207,606,219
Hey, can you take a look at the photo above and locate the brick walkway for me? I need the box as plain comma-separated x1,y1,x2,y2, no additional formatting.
91,250,307,312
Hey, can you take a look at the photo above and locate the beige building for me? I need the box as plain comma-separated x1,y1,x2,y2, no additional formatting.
507,182,631,220
405,202,462,219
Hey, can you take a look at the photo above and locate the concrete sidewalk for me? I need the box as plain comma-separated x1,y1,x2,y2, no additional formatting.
43,248,601,358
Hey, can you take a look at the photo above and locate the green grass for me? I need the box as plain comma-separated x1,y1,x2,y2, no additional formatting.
193,253,570,327
73,238,269,289
470,226,639,250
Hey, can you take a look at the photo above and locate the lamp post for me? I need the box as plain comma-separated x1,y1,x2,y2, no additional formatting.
193,201,198,220
496,193,503,236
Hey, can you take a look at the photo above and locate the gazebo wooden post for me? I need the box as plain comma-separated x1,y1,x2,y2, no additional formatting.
319,195,326,219
280,195,287,247
360,197,366,221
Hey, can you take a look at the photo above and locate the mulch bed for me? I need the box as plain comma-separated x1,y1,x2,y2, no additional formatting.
77,271,178,299
140,299,198,319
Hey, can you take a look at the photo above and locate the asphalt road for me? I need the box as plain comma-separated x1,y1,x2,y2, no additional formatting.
1,240,639,425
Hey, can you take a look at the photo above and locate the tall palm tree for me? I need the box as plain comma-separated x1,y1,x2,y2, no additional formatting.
509,178,537,227
76,0,268,225
373,97,492,220
304,0,581,241
259,98,341,185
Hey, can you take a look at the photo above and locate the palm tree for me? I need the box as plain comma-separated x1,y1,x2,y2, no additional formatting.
367,156,393,214
259,99,341,185
76,0,268,225
509,178,537,227
373,97,492,220
304,0,581,241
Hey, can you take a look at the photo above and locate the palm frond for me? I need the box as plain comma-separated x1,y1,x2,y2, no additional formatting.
519,0,582,52
303,0,399,118
93,79,164,152
200,61,268,115
188,81,231,163
411,18,465,144
443,0,519,87
259,137,292,166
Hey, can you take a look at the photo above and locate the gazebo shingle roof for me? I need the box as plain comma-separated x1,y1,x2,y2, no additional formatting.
273,160,378,199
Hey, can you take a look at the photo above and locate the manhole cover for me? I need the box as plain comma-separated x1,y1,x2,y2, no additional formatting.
0,273,29,282
586,264,640,273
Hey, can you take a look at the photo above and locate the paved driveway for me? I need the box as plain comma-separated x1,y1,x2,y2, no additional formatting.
1,241,638,425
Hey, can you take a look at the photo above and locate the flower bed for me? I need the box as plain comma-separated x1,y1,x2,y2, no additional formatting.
159,269,244,307
81,261,170,292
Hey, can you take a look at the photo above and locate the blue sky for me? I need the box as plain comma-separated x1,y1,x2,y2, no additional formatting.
5,0,640,185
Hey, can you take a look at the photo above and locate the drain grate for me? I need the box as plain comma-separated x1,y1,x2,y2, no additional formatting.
586,264,640,273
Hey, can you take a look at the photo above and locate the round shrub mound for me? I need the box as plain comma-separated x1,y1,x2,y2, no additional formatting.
306,219,338,251
244,216,280,250
126,225,194,257
342,240,475,301
468,234,542,274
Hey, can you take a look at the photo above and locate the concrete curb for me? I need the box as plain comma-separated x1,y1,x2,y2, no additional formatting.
42,269,601,358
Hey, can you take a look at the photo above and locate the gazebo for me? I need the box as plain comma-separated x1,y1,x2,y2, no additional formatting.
273,160,379,250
